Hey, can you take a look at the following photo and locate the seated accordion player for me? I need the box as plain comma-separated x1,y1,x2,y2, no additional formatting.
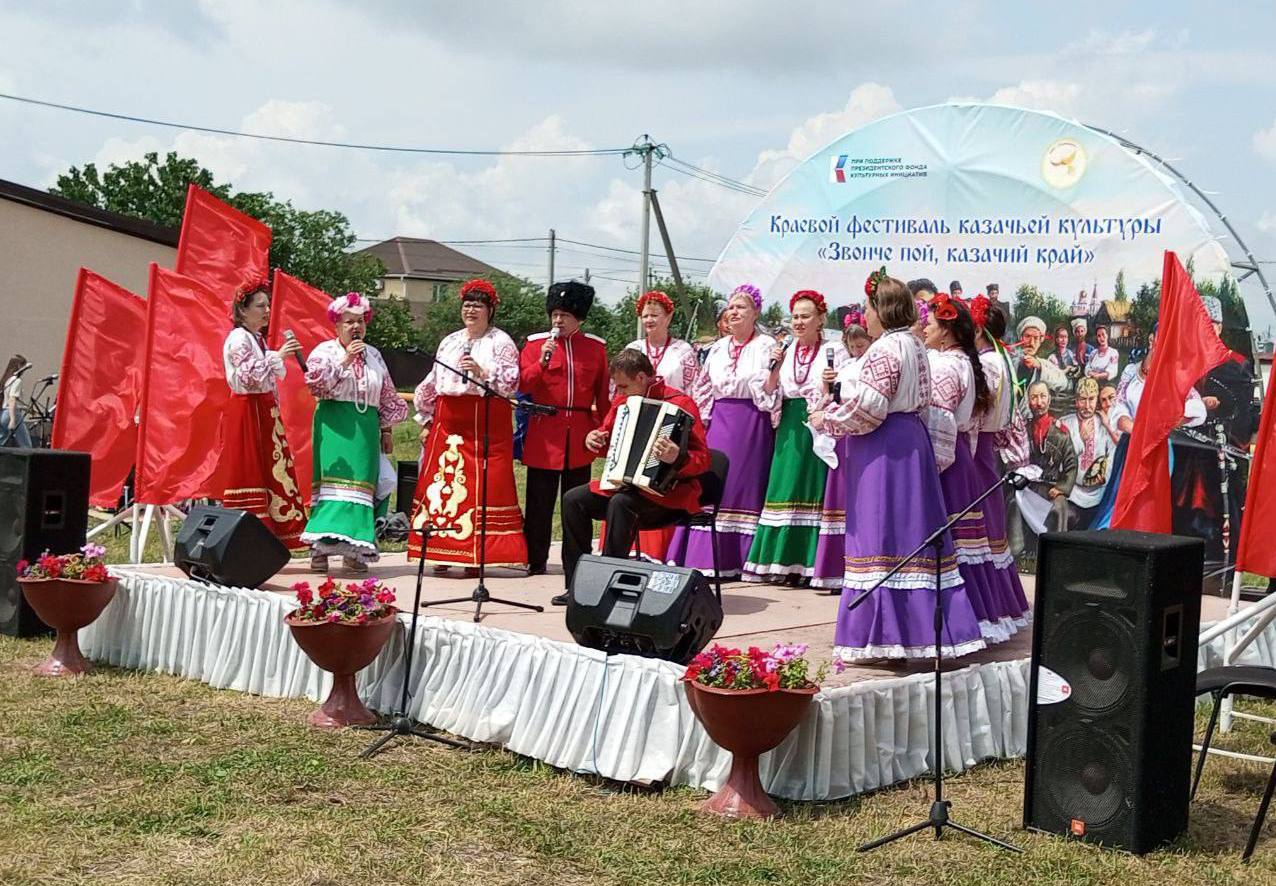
600,396,692,496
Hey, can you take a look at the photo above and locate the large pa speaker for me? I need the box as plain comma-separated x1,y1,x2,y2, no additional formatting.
1024,529,1203,854
567,555,723,664
0,449,91,637
174,505,289,589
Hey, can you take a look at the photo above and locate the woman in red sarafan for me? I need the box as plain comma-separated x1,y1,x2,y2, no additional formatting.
408,279,528,573
217,280,309,549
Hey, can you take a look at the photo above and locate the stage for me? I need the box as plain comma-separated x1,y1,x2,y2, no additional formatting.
79,549,1256,802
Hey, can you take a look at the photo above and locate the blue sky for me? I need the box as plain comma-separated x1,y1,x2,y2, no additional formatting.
1,1,1273,305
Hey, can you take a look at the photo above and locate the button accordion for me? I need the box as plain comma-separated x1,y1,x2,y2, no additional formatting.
600,396,693,496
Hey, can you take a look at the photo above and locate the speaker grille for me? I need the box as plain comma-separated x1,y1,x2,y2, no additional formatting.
1043,609,1135,716
1040,727,1132,831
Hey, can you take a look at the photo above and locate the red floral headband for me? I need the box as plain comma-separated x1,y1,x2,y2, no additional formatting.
636,290,674,316
930,292,959,322
234,278,270,304
863,266,888,298
970,294,990,330
789,289,828,314
459,278,499,308
843,307,865,329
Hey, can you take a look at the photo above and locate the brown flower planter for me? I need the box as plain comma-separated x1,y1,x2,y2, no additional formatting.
686,680,817,819
285,610,397,728
18,577,117,677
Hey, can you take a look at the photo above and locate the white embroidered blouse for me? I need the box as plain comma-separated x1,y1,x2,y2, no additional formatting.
413,327,520,425
687,330,779,425
926,348,977,473
1112,361,1206,430
304,340,409,428
821,329,930,438
223,327,285,395
979,346,1030,469
758,339,850,413
624,336,700,393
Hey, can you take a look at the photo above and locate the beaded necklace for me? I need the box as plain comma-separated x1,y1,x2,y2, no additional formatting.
792,340,818,386
645,334,670,371
727,331,755,372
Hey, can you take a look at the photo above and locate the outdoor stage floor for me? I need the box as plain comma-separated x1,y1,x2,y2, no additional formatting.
136,545,1234,689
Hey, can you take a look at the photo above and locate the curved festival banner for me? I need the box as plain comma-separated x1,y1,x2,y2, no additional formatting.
710,103,1262,573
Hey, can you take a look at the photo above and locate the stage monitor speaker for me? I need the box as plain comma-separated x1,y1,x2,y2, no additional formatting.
174,505,289,589
396,459,419,515
1024,529,1203,854
0,449,91,637
567,555,722,664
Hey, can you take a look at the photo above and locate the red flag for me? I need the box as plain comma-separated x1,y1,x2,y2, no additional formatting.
51,269,147,507
266,270,331,503
1237,368,1276,576
175,184,272,300
1110,251,1232,532
134,264,232,505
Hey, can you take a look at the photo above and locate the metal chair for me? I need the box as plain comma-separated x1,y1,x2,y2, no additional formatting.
1190,664,1276,861
634,449,730,602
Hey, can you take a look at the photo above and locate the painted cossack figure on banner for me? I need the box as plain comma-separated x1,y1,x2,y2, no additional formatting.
1006,380,1078,557
518,281,610,576
408,279,528,574
300,293,408,572
1057,377,1115,529
217,279,309,549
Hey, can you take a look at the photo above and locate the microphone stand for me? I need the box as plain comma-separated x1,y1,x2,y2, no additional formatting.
418,354,553,622
357,524,472,758
853,471,1028,855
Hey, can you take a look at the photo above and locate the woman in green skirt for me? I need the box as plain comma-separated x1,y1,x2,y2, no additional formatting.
744,290,849,585
301,292,409,573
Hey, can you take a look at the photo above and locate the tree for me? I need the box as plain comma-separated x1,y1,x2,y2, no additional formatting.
1130,279,1161,341
1113,270,1128,302
365,296,422,351
1011,284,1070,336
51,151,382,297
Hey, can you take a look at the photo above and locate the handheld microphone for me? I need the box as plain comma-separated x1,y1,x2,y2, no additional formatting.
542,327,560,369
1004,470,1029,491
826,346,835,369
461,339,474,383
768,336,791,372
283,330,307,372
350,329,365,366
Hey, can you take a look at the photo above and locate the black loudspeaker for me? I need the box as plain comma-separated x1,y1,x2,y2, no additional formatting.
567,555,723,664
0,450,91,637
1024,529,1204,854
174,505,290,589
396,459,419,515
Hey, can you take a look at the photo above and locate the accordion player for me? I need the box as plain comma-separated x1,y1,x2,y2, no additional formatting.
600,396,693,496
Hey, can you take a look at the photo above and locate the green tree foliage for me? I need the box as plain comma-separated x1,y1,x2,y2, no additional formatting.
51,151,382,297
1010,284,1070,337
1130,279,1161,341
1113,270,1128,302
365,296,420,351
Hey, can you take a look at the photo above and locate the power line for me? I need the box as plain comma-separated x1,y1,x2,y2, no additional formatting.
660,155,767,197
556,236,717,263
0,92,631,157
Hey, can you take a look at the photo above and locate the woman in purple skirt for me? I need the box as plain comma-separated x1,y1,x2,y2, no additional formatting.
809,276,984,662
666,284,778,578
923,293,1024,644
971,295,1032,629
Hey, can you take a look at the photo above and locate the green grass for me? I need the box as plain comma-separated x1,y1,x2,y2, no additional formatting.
2,635,1276,884
96,421,605,565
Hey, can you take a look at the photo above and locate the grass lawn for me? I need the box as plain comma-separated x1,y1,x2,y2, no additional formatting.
2,635,1276,885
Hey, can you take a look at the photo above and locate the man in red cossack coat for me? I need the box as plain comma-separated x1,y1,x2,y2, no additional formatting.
518,280,610,576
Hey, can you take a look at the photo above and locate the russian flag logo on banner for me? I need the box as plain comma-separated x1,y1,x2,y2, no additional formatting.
830,154,848,183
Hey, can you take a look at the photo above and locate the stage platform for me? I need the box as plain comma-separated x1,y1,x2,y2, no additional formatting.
79,549,1256,803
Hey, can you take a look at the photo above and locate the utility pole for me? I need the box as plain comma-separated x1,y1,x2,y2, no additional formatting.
547,228,556,288
626,135,669,337
584,268,591,285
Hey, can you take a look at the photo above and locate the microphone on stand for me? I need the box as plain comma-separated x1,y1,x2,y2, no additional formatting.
283,330,308,372
542,327,560,369
826,346,840,403
768,335,791,372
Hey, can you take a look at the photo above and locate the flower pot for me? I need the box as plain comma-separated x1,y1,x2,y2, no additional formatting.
18,577,117,677
285,611,397,728
686,680,817,819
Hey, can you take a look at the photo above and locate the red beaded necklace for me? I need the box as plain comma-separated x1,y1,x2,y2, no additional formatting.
645,335,670,370
728,331,755,370
792,340,818,385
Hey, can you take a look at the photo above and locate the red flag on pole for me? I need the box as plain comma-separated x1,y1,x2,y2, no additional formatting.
175,184,272,300
51,269,147,507
1237,372,1276,577
134,264,232,505
266,270,331,503
1110,251,1232,533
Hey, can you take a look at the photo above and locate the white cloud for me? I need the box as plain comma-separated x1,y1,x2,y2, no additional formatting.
982,80,1083,117
750,83,902,189
1254,119,1276,164
1258,211,1276,235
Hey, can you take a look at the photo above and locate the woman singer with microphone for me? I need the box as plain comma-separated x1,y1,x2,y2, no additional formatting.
216,281,308,548
408,279,527,576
